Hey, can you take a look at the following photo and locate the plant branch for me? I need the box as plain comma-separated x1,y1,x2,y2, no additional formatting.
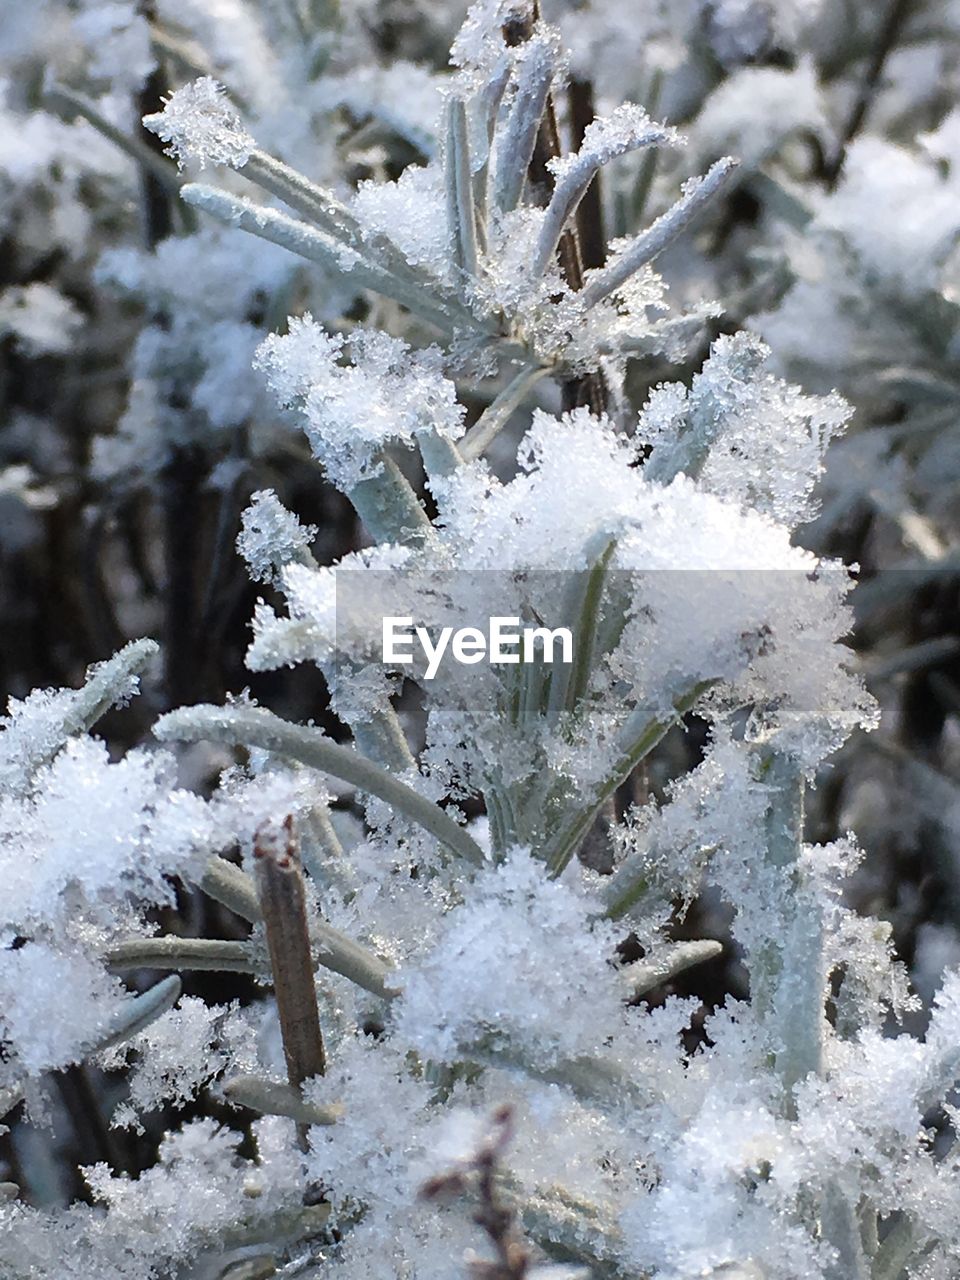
824,0,916,185
544,682,713,876
155,704,487,866
581,159,739,310
254,817,326,1150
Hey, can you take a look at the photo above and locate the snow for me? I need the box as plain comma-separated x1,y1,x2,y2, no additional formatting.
0,283,83,356
237,489,318,585
4,0,960,1275
142,76,254,170
393,848,625,1067
256,316,466,490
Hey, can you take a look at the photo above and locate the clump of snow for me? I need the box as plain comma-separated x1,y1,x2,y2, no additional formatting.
237,489,317,585
817,136,960,293
353,164,451,275
0,737,192,937
694,60,827,168
393,848,624,1066
0,941,125,1080
0,283,83,356
256,316,466,490
642,331,852,527
143,76,254,170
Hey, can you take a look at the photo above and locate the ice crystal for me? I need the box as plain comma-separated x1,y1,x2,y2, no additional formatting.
256,317,466,490
394,849,625,1066
237,489,317,585
108,998,242,1131
143,76,254,170
548,104,682,185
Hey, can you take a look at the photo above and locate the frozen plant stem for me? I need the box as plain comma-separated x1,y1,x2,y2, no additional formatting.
502,0,606,417
98,975,182,1054
348,455,433,546
545,533,617,729
752,750,824,1115
530,119,673,281
569,78,606,271
11,637,159,791
459,365,551,462
581,157,740,309
199,854,263,922
156,703,486,866
253,816,326,1151
446,96,479,277
420,1106,530,1279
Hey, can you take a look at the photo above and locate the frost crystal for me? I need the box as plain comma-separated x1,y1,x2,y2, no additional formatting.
256,317,466,490
109,998,242,1130
353,165,451,274
143,76,253,170
394,849,625,1066
548,103,682,185
0,941,123,1080
237,489,317,585
642,332,852,527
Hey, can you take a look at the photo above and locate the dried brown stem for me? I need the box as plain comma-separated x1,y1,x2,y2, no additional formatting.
569,78,606,273
503,2,607,417
421,1106,529,1279
254,816,326,1152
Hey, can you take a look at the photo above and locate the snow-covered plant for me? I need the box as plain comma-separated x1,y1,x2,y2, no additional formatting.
4,2,960,1280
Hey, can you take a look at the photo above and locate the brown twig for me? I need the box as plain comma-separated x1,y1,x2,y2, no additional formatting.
254,816,326,1152
502,3,607,417
569,79,606,273
136,1,175,248
824,0,915,186
421,1106,529,1279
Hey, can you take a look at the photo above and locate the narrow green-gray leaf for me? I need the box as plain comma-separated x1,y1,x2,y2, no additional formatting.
107,937,257,974
223,1074,342,1126
97,975,182,1055
582,158,739,309
155,704,486,866
460,365,550,462
544,681,713,875
198,855,262,924
620,940,722,998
